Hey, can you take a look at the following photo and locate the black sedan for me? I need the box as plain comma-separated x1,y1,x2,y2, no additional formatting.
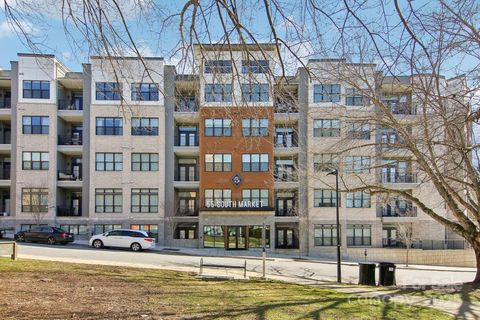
15,226,74,245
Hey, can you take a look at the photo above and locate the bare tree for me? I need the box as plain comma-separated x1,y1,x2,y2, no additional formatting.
395,222,415,267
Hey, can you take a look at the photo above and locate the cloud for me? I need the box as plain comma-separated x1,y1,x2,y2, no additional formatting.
0,20,38,39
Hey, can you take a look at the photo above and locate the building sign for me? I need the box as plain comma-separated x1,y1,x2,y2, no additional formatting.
231,173,243,186
205,200,265,209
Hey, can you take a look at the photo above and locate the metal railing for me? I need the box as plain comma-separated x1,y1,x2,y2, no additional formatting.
275,137,298,148
381,206,417,217
176,97,198,112
58,99,83,110
274,102,298,113
381,172,417,183
58,135,83,145
0,241,17,260
0,170,10,180
382,238,466,250
57,206,82,217
57,170,82,181
275,208,298,216
382,100,417,115
274,169,298,182
176,207,199,216
0,97,11,109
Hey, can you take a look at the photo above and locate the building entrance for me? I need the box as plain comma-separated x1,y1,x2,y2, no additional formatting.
226,226,246,250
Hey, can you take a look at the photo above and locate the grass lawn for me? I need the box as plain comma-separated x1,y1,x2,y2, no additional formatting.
393,284,480,304
0,258,452,320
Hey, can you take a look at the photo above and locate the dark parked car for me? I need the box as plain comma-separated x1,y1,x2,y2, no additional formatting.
15,226,74,245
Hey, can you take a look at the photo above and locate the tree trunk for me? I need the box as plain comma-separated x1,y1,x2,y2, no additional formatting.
406,247,409,267
473,243,480,284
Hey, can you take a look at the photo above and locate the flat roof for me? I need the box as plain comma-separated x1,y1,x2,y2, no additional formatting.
194,43,278,52
91,56,164,61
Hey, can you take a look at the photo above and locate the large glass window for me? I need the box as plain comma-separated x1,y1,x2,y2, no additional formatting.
313,119,340,137
204,84,232,102
131,153,159,171
95,188,122,213
204,60,232,73
204,189,231,205
347,224,371,246
22,152,49,170
93,224,122,235
242,119,269,136
204,119,231,137
242,189,269,207
131,83,159,101
242,60,269,73
248,225,270,248
177,126,197,146
96,117,123,135
346,191,371,208
95,82,121,100
346,122,370,140
314,189,339,207
205,154,231,172
131,188,158,213
203,225,225,248
96,153,123,171
131,117,159,136
313,84,341,103
241,84,269,102
174,223,197,239
22,116,49,134
23,80,50,99
131,224,159,239
242,154,269,172
344,156,370,174
346,88,367,106
21,188,48,212
314,224,338,246
313,153,339,172
59,224,88,235
177,191,198,215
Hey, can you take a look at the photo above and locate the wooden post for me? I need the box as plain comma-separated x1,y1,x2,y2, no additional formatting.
11,242,17,261
199,258,203,275
244,260,247,278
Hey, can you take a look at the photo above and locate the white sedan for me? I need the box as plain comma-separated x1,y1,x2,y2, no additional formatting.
89,229,155,252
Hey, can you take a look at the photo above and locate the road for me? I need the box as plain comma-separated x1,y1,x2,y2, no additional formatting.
7,242,477,287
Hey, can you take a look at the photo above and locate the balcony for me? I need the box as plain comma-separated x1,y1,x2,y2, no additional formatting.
176,97,198,112
57,206,82,217
57,170,82,181
381,206,417,217
176,207,199,217
275,101,298,114
275,208,298,217
0,97,11,109
382,238,466,250
58,99,83,111
58,135,82,146
382,100,417,115
381,172,417,184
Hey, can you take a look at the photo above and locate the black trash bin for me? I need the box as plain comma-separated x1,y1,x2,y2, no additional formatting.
358,262,376,286
378,262,396,286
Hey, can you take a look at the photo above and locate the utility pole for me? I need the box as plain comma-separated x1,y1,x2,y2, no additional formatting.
262,222,266,279
328,169,342,283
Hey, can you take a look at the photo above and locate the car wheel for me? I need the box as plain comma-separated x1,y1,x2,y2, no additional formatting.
130,242,142,252
16,234,25,242
92,239,103,249
47,237,56,245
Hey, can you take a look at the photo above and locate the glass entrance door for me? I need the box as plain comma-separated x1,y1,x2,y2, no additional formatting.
227,226,246,250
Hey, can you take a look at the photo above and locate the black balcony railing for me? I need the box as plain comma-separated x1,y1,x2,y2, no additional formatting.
57,206,82,217
274,169,298,182
382,100,417,115
58,99,83,110
175,135,199,147
58,135,83,145
0,170,10,180
382,238,466,250
274,101,298,113
275,208,298,216
381,206,417,217
57,170,82,181
381,172,417,183
176,207,199,216
275,136,298,148
176,97,198,112
1,97,11,109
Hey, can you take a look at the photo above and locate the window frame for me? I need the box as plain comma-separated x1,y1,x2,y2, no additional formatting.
131,188,159,213
314,189,340,207
347,224,372,246
242,118,269,136
95,82,121,101
314,224,339,246
346,191,371,208
22,116,49,134
204,118,232,137
131,117,159,136
313,84,341,103
23,80,50,99
205,153,232,172
95,188,122,213
22,151,49,170
242,189,269,207
95,152,123,171
204,84,233,102
21,188,48,212
242,153,269,172
131,83,159,101
241,83,270,102
313,119,341,137
95,117,123,135
131,153,159,171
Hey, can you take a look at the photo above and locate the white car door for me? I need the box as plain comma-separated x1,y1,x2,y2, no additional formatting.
104,230,123,247
120,230,133,248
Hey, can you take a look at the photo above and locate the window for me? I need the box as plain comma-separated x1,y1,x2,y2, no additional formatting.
93,224,122,235
21,188,48,212
177,159,197,182
241,84,269,102
313,119,340,137
96,117,123,135
242,154,269,172
96,153,123,171
177,191,198,215
314,189,339,207
22,116,49,134
95,82,121,100
313,153,339,172
275,159,296,181
344,156,370,174
275,128,295,147
248,225,270,248
242,189,269,207
131,188,158,213
177,126,197,146
346,122,370,140
346,88,367,106
131,224,159,239
132,153,159,171
23,80,50,99
204,189,231,205
205,84,232,102
313,84,341,103
242,60,269,73
276,192,296,216
60,224,87,235
203,225,225,248
346,191,371,208
205,154,231,172
21,224,48,231
95,189,122,213
314,225,338,246
132,117,159,136
204,60,232,73
22,152,49,170
174,223,197,239
347,224,371,246
242,119,269,136
131,83,159,101
205,119,232,136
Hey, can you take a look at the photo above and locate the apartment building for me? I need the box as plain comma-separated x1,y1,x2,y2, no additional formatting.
0,47,466,257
